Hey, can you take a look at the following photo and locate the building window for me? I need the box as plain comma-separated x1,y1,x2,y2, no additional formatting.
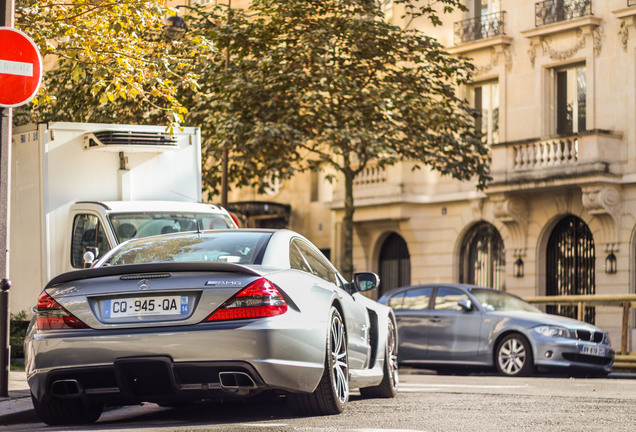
546,215,596,324
460,222,505,290
555,64,586,135
473,81,499,145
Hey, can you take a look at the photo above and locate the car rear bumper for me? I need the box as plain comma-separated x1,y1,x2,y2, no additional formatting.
26,320,326,402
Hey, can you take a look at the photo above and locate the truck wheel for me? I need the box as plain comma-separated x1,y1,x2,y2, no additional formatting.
31,392,103,426
287,307,349,415
495,333,534,377
360,317,399,398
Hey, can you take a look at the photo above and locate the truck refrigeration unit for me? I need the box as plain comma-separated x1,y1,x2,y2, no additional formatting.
10,122,237,315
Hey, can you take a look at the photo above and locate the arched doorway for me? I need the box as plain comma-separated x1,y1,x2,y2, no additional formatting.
378,233,411,296
546,215,596,323
459,222,505,290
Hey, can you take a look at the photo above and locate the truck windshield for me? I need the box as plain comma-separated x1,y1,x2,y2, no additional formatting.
109,212,235,242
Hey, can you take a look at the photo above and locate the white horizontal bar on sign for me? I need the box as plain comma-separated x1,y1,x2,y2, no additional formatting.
0,59,34,77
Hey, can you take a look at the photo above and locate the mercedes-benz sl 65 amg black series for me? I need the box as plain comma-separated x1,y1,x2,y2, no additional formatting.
25,229,398,425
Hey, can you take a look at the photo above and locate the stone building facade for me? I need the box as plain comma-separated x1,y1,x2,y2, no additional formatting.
219,0,636,349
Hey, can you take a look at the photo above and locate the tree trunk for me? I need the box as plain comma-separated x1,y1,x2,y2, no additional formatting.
341,170,355,281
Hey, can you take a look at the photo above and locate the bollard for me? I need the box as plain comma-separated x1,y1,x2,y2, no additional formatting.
0,278,11,397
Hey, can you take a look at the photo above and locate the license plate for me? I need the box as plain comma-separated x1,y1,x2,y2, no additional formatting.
102,295,189,318
580,345,606,357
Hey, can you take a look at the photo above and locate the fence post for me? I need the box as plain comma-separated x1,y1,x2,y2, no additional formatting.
622,301,630,356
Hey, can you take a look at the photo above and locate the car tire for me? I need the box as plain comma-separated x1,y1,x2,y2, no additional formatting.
287,306,349,415
31,392,103,426
495,333,534,377
360,317,398,398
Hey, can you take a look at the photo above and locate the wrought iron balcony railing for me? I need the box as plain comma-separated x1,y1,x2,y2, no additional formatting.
454,11,506,45
535,0,592,27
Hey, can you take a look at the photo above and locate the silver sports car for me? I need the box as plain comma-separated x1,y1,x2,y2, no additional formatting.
25,229,398,425
379,283,614,377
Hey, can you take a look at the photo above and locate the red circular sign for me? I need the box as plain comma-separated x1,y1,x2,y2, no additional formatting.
0,27,43,108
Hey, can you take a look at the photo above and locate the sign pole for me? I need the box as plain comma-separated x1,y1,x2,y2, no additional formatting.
0,0,15,398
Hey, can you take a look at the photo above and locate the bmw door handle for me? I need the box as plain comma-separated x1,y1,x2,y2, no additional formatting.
430,317,441,323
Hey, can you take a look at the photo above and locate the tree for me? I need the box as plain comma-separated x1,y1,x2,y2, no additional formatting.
189,0,490,279
14,0,209,130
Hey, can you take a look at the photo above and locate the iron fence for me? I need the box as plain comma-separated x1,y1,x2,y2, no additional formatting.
454,11,506,45
535,0,592,27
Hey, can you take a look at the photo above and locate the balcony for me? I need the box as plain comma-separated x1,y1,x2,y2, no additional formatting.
454,12,507,45
535,0,592,27
489,130,623,190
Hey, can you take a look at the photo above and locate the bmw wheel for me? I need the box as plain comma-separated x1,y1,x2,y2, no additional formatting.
287,307,349,415
360,317,398,398
495,333,534,377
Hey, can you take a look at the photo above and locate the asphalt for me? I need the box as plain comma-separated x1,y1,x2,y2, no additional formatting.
2,367,635,427
0,370,33,425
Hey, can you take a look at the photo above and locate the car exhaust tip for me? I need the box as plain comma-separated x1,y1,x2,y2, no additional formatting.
50,379,82,398
218,372,257,393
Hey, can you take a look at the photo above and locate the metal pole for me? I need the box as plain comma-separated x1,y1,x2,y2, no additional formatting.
220,0,232,209
0,0,15,398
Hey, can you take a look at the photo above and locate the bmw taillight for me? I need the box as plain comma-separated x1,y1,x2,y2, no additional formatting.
205,277,288,322
35,292,89,330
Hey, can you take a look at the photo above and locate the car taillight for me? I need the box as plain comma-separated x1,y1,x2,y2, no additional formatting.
35,292,89,330
205,277,288,322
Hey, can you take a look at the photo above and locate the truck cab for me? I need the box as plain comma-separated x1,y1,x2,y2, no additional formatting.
67,201,238,269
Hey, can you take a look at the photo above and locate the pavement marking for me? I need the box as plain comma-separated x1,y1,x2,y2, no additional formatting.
398,383,529,391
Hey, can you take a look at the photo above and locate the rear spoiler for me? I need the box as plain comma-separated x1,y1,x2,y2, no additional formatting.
46,262,262,288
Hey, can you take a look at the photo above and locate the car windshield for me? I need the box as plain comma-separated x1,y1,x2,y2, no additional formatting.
470,288,542,313
109,212,236,242
103,231,272,266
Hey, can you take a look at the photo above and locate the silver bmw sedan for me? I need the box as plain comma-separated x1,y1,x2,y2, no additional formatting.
379,283,613,377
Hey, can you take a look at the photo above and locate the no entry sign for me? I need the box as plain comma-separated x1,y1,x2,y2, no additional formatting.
0,27,42,108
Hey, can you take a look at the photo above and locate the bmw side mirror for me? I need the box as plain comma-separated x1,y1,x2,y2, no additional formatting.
352,272,380,292
458,298,473,311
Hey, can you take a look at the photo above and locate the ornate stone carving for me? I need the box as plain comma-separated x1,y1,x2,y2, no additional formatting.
528,26,603,67
476,46,513,75
492,195,528,257
582,185,622,250
619,19,630,51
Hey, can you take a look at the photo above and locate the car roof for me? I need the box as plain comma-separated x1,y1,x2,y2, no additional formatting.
74,200,230,214
380,283,495,298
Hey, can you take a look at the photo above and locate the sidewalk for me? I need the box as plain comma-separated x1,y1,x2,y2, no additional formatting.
0,370,33,421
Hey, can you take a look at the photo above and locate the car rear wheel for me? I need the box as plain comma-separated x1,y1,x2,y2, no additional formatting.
360,317,398,398
495,333,534,377
31,392,103,426
287,307,349,415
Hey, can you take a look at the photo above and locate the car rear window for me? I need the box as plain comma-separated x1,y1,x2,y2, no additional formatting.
103,232,272,266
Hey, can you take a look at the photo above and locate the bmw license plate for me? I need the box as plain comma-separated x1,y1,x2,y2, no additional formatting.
102,295,189,318
580,345,606,357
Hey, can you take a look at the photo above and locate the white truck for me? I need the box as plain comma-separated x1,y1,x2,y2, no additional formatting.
10,122,237,315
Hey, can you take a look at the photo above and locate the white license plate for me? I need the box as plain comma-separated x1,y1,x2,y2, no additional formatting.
102,295,189,318
580,345,606,357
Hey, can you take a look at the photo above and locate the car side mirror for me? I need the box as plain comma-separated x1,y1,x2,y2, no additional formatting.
457,298,473,311
352,272,380,292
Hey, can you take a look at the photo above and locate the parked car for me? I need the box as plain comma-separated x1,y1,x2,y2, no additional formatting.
378,283,614,377
25,229,398,425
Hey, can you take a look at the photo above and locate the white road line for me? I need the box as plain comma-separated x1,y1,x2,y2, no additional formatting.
399,383,529,390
